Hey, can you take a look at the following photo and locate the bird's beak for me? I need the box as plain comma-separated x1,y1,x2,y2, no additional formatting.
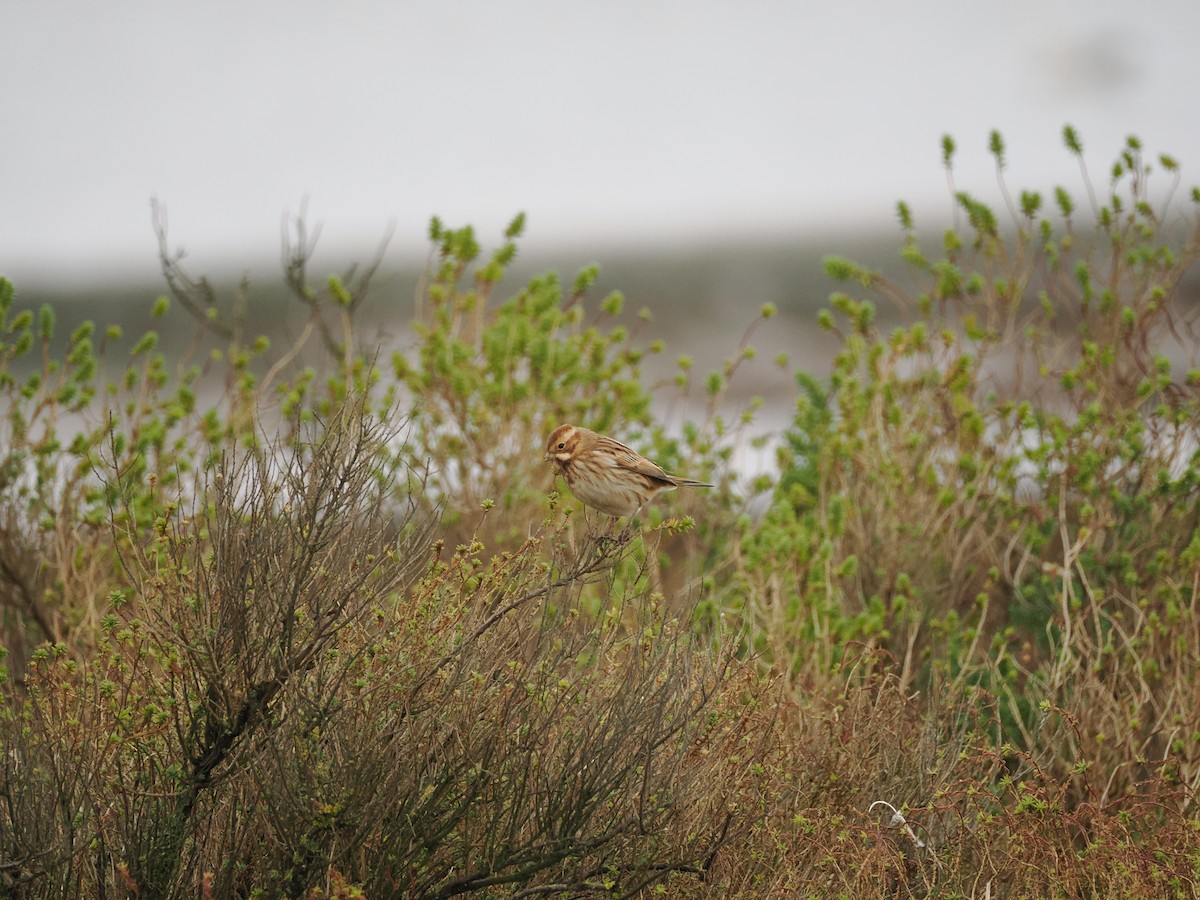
543,451,552,462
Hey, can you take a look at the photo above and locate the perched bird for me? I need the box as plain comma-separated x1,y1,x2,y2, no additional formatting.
544,423,713,519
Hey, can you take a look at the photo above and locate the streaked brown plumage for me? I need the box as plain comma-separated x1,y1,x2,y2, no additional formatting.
544,424,713,518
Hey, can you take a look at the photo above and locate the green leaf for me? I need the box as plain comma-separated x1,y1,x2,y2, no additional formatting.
988,129,1006,169
941,133,957,168
38,304,55,341
1063,124,1083,155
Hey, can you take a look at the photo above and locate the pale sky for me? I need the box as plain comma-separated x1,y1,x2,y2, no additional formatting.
3,0,1198,288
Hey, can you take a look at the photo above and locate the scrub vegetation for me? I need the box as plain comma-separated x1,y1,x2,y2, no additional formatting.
2,128,1199,897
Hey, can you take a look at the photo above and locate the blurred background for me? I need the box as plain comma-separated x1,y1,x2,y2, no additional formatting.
3,0,1199,393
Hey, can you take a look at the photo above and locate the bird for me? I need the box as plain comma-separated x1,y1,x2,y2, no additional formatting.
544,423,713,520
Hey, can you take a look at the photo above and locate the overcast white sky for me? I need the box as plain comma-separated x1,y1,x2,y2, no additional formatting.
3,0,1198,288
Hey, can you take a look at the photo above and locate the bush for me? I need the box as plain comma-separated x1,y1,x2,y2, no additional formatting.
736,127,1200,890
1,391,765,896
0,209,769,896
2,127,1199,897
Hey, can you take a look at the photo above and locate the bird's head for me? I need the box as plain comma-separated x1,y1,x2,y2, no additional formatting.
545,423,581,464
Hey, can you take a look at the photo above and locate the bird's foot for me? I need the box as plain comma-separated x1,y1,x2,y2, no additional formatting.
593,521,633,553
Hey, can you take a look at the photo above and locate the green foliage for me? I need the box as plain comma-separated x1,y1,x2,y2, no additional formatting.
0,201,773,896
744,127,1200,816
396,240,657,532
2,126,1200,897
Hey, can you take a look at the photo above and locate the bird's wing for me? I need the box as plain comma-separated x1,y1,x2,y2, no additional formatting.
610,444,674,484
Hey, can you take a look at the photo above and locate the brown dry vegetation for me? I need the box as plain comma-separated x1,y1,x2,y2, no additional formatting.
2,129,1200,897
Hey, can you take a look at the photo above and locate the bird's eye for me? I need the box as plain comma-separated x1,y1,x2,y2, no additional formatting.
557,442,565,449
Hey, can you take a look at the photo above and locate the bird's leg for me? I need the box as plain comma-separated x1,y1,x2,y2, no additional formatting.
593,515,620,552
617,504,646,543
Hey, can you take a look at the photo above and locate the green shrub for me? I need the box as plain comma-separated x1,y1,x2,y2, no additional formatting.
2,126,1199,898
1,390,764,896
743,127,1200,806
0,207,770,896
